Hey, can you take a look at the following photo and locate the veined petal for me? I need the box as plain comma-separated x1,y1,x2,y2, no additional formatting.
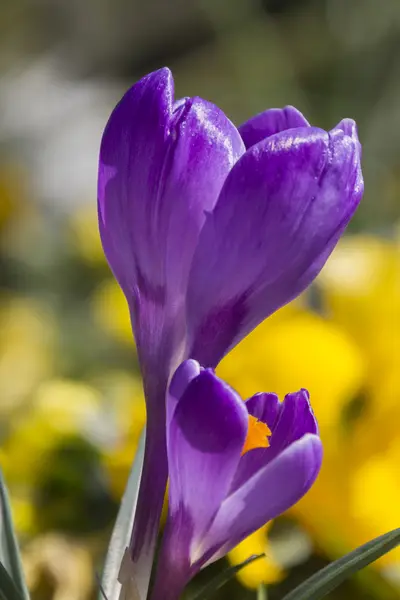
334,118,359,142
245,392,281,428
98,68,173,296
199,434,322,565
161,97,245,296
167,369,248,555
231,389,318,491
266,389,318,453
98,67,245,369
239,106,310,149
333,118,362,159
187,125,363,367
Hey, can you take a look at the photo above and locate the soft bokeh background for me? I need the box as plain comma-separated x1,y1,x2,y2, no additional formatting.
0,0,399,598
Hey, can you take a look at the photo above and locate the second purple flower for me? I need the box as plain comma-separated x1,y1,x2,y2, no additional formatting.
150,360,322,600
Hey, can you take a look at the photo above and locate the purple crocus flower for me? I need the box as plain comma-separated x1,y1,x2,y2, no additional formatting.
149,360,322,600
98,67,362,592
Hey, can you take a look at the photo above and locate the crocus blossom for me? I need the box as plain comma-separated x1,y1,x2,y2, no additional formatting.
97,66,362,591
149,360,322,600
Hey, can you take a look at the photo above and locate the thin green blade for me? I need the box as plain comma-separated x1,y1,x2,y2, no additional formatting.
99,429,145,600
0,470,29,600
0,562,24,600
190,554,265,600
282,528,400,600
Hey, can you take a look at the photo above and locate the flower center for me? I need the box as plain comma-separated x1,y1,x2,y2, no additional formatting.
241,414,271,455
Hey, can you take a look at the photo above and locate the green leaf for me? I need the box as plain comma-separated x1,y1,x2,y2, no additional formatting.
257,583,267,600
281,528,400,600
0,469,29,600
190,554,265,600
0,562,24,600
99,430,145,600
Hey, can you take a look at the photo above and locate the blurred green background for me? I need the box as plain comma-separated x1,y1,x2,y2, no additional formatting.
0,0,399,598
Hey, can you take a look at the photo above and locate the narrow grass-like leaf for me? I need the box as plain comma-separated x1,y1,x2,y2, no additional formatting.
0,470,29,600
99,430,145,600
0,561,24,600
190,554,265,600
282,528,400,600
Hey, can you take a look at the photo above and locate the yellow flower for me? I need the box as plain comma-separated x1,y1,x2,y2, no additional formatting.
6,497,35,537
34,379,103,432
92,279,134,345
318,235,400,389
228,523,283,588
219,300,366,584
288,234,400,578
291,446,364,558
218,305,364,435
0,378,108,537
0,297,55,412
350,440,400,566
69,205,105,265
1,379,104,488
1,369,147,536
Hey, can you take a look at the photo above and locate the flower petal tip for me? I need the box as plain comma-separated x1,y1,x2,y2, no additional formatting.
332,117,359,141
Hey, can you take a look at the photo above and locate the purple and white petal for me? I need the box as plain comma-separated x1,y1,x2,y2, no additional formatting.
186,125,363,368
167,370,248,552
239,106,310,149
198,434,323,565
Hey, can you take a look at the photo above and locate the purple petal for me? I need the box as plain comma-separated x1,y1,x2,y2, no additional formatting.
98,67,245,370
150,510,195,600
333,118,358,140
332,118,362,158
239,106,310,149
245,392,281,427
159,97,245,296
269,389,318,451
198,434,323,564
167,359,202,426
231,389,318,491
186,125,363,368
98,68,173,296
167,370,248,554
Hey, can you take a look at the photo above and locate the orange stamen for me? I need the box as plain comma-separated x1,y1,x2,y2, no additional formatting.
241,414,271,456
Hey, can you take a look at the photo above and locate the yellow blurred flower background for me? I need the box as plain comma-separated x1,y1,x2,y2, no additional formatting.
219,235,400,594
0,173,147,599
1,156,400,600
1,1,400,595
